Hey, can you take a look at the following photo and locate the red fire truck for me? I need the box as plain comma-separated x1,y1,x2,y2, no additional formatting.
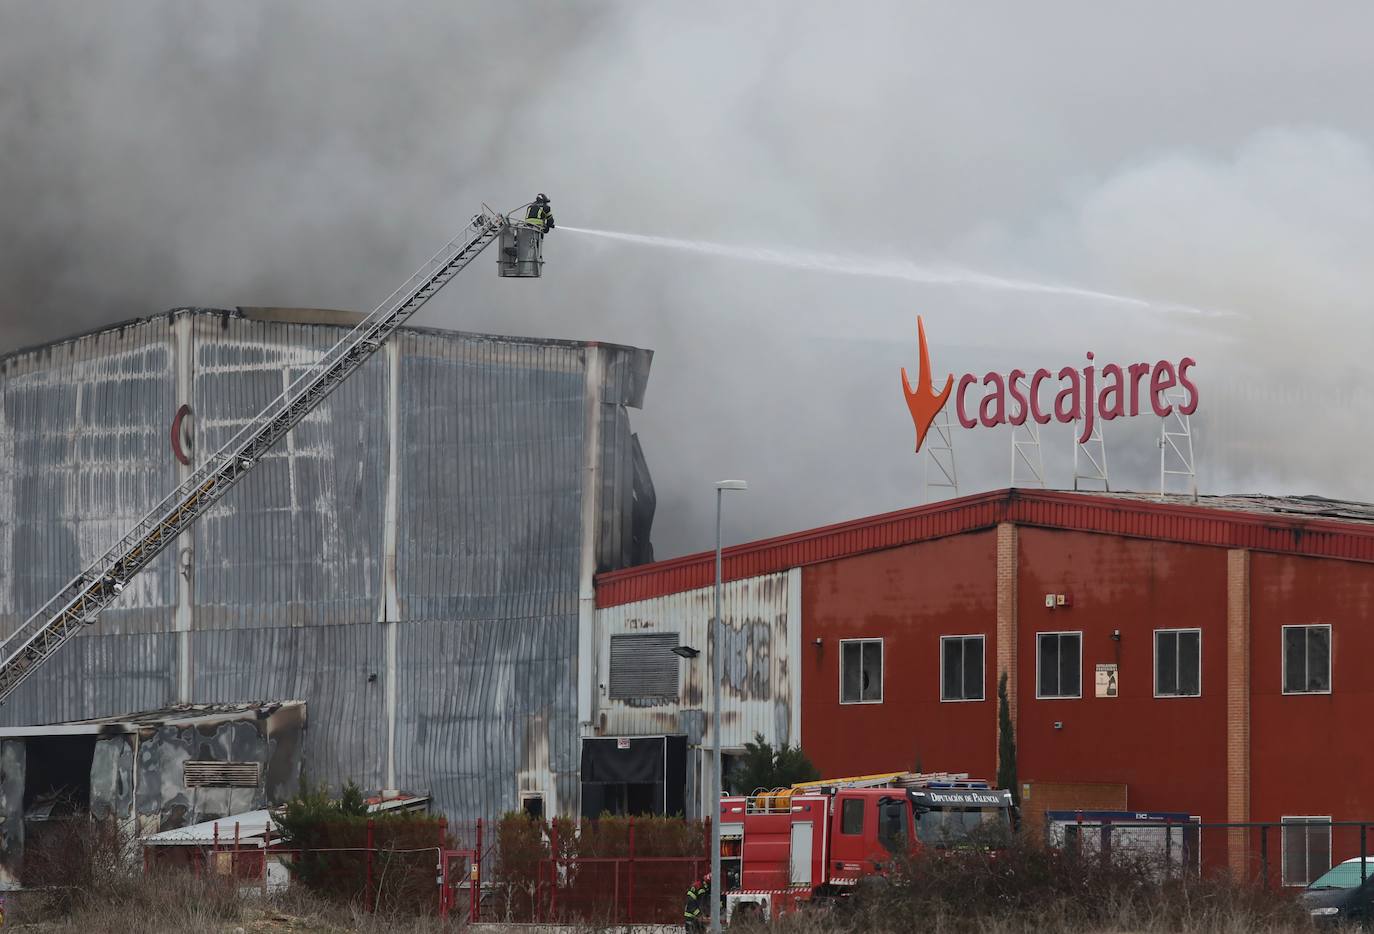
716,772,1014,921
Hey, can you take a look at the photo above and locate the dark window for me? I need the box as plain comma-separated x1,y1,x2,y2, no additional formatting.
841,798,865,835
1283,625,1331,694
877,797,908,853
1155,630,1201,697
841,639,883,703
1037,633,1081,698
608,632,680,699
1282,818,1332,886
941,636,985,701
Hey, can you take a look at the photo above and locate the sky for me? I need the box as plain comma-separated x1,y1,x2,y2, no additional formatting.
2,2,1372,558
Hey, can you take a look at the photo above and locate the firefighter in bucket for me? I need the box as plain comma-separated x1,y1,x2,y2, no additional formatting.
525,193,554,235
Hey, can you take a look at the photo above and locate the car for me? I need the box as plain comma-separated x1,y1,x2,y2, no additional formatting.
1300,858,1374,925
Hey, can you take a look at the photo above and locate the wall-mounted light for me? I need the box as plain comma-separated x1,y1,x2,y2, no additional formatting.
1111,630,1121,642
671,645,700,659
813,638,823,647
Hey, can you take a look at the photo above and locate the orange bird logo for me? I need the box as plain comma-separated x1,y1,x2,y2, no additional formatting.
900,317,953,452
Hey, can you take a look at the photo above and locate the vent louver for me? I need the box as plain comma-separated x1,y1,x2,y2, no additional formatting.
609,632,680,699
184,761,261,788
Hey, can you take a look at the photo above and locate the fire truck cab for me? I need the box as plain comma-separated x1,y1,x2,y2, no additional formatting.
717,772,1014,921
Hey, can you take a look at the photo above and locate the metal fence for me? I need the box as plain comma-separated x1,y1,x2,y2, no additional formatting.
1051,818,1374,891
534,856,708,925
139,814,1374,920
142,817,491,922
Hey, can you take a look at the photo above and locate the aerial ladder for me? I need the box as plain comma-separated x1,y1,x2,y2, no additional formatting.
0,200,548,704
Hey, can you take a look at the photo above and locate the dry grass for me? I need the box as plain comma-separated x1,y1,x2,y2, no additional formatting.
730,835,1319,934
2,821,1324,932
5,819,457,933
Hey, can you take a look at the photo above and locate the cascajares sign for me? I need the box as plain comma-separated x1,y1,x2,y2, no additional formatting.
901,317,1198,451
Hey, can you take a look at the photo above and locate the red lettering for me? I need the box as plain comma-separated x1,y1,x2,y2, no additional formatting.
1029,368,1052,424
1007,369,1028,426
1079,354,1096,443
1128,363,1151,416
1177,357,1198,415
955,373,979,429
1151,361,1177,416
1098,364,1125,420
979,372,1007,426
1054,367,1081,423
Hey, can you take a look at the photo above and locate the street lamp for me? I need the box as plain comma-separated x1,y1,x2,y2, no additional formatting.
711,479,747,934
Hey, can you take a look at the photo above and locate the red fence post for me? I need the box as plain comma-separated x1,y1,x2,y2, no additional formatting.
549,820,559,921
438,817,449,918
628,816,636,923
472,818,483,923
613,859,621,926
365,817,376,913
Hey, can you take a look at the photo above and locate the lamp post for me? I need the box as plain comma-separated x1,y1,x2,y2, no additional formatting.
711,479,747,934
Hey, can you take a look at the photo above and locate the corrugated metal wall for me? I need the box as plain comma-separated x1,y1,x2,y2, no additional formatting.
193,313,389,629
594,571,799,750
0,309,654,824
0,319,180,638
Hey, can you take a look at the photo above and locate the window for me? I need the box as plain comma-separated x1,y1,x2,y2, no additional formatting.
1283,625,1331,694
841,798,865,835
877,797,908,853
1036,632,1082,699
1155,629,1201,697
608,632,680,699
1282,817,1332,886
840,639,883,704
941,635,985,702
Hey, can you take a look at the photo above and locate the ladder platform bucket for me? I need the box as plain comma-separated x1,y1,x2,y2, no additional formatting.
498,224,544,277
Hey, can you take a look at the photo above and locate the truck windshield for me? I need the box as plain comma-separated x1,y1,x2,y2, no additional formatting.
915,806,1011,846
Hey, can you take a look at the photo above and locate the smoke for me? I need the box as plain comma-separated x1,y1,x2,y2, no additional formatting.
2,2,1373,557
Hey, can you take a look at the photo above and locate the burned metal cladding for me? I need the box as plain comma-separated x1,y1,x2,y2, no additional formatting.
0,307,655,824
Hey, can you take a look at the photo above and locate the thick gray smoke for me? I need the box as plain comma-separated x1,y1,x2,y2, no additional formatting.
3,2,1373,557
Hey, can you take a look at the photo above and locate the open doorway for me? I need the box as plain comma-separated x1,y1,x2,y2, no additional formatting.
21,735,98,886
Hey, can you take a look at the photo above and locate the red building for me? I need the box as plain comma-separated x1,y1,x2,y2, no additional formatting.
594,489,1374,884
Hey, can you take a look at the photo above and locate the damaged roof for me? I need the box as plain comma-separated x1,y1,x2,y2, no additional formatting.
0,306,648,367
0,701,304,737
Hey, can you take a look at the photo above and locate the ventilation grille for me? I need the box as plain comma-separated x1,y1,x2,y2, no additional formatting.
184,761,261,788
609,632,680,699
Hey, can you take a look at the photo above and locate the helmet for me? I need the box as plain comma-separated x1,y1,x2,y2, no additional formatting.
536,193,550,203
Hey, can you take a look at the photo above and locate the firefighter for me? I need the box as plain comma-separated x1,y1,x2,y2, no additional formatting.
525,193,554,234
684,871,710,933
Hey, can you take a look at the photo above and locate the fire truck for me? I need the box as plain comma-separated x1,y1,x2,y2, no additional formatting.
716,771,1015,921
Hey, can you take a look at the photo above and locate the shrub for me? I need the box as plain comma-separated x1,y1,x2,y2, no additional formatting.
274,780,450,913
837,834,1316,934
728,733,821,794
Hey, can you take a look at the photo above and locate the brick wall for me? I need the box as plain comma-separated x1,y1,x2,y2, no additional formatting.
1226,549,1251,875
1019,780,1128,837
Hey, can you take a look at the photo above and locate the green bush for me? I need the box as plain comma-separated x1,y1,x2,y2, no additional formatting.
274,780,450,913
727,733,821,794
